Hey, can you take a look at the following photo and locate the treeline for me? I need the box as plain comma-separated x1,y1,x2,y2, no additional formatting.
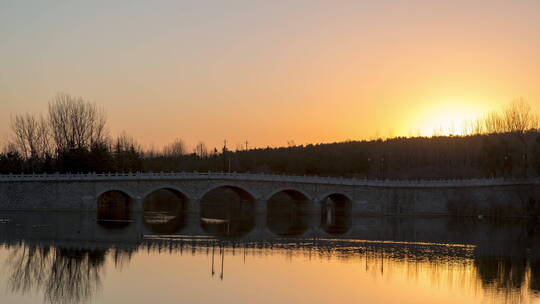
142,132,540,179
1,93,143,174
1,94,540,179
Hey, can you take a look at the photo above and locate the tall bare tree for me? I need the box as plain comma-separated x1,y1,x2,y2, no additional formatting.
113,132,141,153
474,99,539,177
48,93,107,152
502,98,539,134
10,113,51,159
481,112,505,134
194,141,208,157
163,138,186,157
475,99,539,135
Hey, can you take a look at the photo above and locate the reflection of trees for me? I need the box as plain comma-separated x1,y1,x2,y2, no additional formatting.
8,246,52,296
530,260,540,292
6,245,133,304
473,220,540,295
475,256,528,290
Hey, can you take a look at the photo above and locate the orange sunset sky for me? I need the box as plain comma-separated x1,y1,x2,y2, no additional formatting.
1,1,539,150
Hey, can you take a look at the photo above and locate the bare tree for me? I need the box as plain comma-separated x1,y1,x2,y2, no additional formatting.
473,99,539,177
113,132,141,153
143,144,159,158
162,138,186,157
10,113,51,159
481,112,505,134
502,98,538,134
502,99,539,177
48,93,107,152
194,141,208,157
471,117,485,135
476,99,538,135
1,142,19,155
235,142,244,151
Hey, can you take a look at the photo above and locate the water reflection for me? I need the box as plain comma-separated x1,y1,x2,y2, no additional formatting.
267,190,310,236
97,190,131,229
0,211,539,304
472,219,540,302
319,194,352,235
199,186,255,237
5,245,134,304
143,188,186,234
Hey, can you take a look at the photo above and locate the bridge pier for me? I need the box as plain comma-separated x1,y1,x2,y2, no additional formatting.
131,197,144,213
305,200,322,237
183,199,203,235
254,200,267,236
134,211,145,235
187,199,201,217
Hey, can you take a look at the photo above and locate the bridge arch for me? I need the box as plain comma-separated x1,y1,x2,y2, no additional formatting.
142,186,190,202
96,189,133,229
266,188,312,237
318,192,353,235
198,184,257,203
317,192,353,204
142,187,189,234
264,188,312,202
96,188,136,201
199,185,257,237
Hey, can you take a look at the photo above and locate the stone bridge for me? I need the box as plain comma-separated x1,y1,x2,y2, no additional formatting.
1,172,539,216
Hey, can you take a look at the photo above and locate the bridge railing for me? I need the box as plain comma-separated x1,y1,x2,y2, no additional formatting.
0,172,537,187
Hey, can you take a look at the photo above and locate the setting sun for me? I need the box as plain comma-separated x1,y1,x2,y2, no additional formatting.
408,98,491,137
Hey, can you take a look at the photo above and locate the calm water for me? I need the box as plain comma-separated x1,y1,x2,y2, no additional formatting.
0,207,539,303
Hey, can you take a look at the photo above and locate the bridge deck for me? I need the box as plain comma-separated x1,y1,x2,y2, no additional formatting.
0,172,538,188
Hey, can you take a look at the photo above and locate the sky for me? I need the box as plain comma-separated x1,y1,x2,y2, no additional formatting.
1,0,539,150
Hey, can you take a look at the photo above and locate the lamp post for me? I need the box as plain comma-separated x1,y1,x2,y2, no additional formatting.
367,157,371,179
523,153,528,178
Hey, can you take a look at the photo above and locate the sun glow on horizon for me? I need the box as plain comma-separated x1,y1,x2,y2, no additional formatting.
414,102,488,137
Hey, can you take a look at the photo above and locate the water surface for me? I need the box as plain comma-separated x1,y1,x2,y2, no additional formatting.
0,209,538,304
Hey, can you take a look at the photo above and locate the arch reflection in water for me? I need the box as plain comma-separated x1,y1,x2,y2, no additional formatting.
199,186,255,237
143,188,187,234
320,193,352,235
97,190,131,229
267,189,310,236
